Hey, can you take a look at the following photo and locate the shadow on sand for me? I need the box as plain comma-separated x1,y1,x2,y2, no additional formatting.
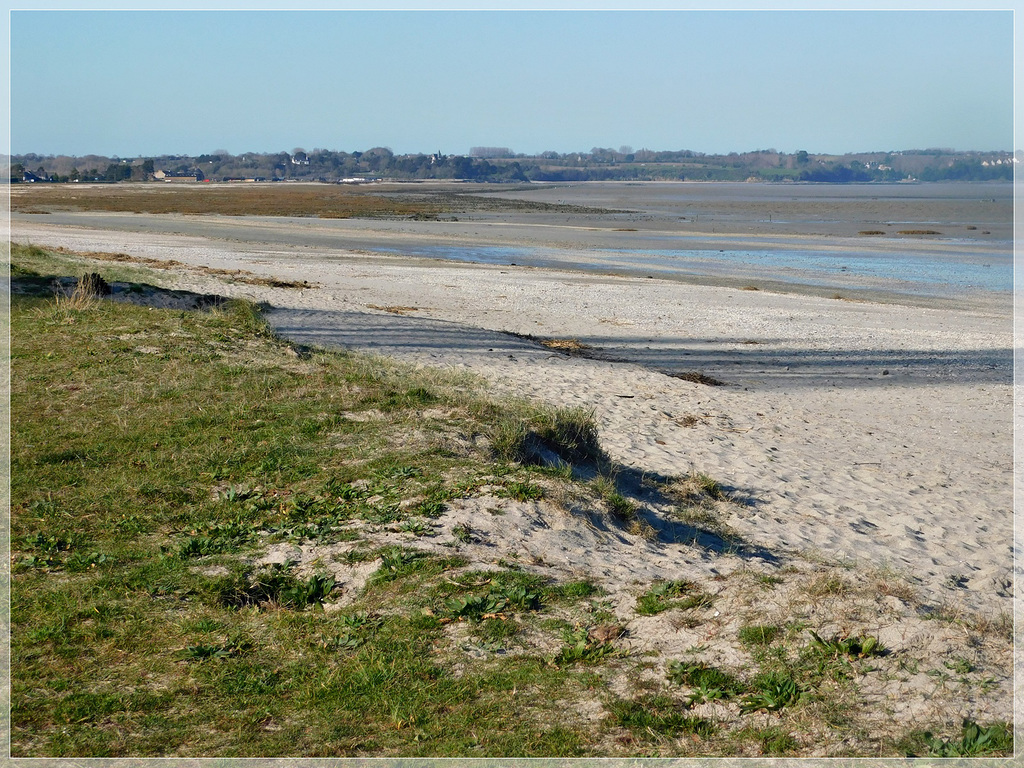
268,306,1011,390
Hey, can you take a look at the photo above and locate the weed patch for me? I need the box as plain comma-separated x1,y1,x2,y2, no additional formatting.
737,624,782,646
553,628,618,666
667,661,745,705
909,720,1013,757
609,695,715,739
739,672,802,713
635,580,709,616
808,631,887,659
212,565,335,610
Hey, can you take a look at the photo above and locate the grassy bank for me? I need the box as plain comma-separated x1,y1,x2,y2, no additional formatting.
11,182,612,219
9,244,1012,758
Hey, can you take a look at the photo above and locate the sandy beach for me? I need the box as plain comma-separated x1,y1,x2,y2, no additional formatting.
11,185,1013,622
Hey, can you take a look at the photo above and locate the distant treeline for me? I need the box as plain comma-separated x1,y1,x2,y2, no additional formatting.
9,146,1016,184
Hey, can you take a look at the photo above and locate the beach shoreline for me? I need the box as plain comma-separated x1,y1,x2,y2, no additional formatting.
11,208,1013,619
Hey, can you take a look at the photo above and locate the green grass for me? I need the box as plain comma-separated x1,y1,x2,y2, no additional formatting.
490,404,604,468
737,624,783,646
901,720,1013,758
634,580,710,616
667,661,746,706
9,279,606,757
608,696,715,740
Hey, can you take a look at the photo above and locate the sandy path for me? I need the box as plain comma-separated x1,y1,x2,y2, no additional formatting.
12,218,1013,618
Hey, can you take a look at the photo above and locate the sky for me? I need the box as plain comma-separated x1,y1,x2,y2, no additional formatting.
7,5,1018,158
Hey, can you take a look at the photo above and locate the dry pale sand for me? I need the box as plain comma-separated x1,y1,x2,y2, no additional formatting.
12,214,1013,623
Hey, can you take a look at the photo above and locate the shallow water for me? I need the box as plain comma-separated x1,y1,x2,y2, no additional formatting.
377,181,1014,302
14,180,1013,305
375,239,1011,300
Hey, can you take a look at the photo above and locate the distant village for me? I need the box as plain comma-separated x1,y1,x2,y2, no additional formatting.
8,146,1017,185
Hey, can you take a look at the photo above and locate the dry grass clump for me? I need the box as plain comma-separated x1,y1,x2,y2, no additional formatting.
366,304,419,315
872,570,919,604
54,282,100,312
667,371,726,387
669,471,730,504
539,338,592,355
42,245,312,288
490,404,605,470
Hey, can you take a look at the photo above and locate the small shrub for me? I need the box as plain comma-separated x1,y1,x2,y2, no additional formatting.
373,548,428,582
943,656,973,675
322,479,365,501
64,551,111,571
490,417,530,464
278,574,336,609
318,631,363,651
414,498,447,518
691,472,727,500
540,406,604,464
338,611,381,630
178,536,227,558
499,584,541,611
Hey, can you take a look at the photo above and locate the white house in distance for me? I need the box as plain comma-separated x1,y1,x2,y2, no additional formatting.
154,170,202,182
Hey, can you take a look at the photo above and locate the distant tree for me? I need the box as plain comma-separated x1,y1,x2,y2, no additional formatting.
104,163,131,182
796,150,809,164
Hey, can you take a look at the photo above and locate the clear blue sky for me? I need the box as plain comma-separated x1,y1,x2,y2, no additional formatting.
8,7,1016,158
